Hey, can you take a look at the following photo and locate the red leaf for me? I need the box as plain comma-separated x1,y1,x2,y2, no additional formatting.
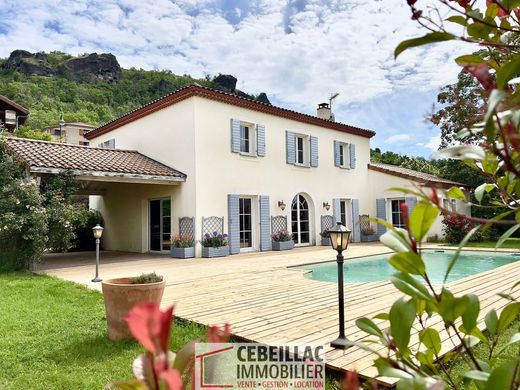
160,369,183,390
207,323,231,343
125,302,175,355
464,63,496,91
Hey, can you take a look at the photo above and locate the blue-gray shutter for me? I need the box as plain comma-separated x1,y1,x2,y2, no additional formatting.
376,198,387,237
310,136,318,167
286,131,296,164
332,198,341,224
227,194,240,254
349,143,356,169
405,197,417,215
230,119,240,153
334,141,341,167
259,195,271,251
351,199,361,243
108,138,115,149
98,143,103,148
256,124,266,157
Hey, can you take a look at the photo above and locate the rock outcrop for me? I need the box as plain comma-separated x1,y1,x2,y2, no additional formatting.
3,51,122,83
213,74,271,104
4,50,56,76
60,53,121,83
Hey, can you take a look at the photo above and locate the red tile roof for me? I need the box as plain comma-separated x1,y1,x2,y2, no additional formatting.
0,95,29,115
86,84,376,140
368,163,466,188
5,137,186,182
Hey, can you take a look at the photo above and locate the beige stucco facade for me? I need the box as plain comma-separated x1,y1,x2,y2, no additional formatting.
88,93,469,255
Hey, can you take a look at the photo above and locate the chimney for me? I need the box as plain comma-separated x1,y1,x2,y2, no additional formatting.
317,102,331,120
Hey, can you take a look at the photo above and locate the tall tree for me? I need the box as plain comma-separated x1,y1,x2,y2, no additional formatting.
430,69,484,148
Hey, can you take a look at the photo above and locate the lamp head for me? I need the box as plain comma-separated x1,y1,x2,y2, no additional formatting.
92,224,104,239
329,222,351,253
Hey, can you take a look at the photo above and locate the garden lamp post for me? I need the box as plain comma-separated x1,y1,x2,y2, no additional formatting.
329,222,352,349
92,224,104,282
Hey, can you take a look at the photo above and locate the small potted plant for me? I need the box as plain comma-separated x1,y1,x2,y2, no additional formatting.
170,234,195,258
320,229,331,246
102,272,165,341
271,230,294,251
361,225,378,242
201,232,229,258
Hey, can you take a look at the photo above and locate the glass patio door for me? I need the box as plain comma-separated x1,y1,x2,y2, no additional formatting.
149,199,171,252
291,194,310,245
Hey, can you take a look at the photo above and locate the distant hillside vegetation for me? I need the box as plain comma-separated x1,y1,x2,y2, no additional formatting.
0,50,270,133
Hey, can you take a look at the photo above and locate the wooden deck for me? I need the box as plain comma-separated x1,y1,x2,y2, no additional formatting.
41,245,520,387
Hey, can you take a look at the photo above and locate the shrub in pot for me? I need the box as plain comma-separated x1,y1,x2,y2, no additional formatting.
201,232,229,258
170,234,195,258
102,272,165,341
320,229,331,246
272,230,294,251
360,225,378,242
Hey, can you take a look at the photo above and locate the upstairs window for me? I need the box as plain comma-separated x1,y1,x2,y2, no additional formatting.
240,124,251,154
334,141,355,169
286,132,318,167
296,135,306,165
231,119,265,156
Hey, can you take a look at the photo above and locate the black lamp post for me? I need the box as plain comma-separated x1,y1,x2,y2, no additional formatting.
92,224,104,282
329,221,352,349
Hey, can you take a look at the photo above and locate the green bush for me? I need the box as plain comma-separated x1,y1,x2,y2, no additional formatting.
0,140,47,271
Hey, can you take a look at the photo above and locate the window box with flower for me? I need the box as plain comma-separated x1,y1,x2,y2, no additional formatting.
271,230,294,251
170,234,195,258
360,225,378,242
320,229,331,246
201,232,229,258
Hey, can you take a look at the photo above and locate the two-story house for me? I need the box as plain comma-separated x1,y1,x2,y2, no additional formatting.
77,84,469,255
44,122,96,145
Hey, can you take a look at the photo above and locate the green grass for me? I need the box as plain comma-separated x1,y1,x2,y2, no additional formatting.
463,238,520,249
0,273,207,390
441,320,520,389
441,238,520,249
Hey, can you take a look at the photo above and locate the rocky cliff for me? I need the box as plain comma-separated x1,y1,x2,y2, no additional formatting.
4,50,122,83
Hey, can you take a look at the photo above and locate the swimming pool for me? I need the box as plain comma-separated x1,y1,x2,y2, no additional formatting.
298,250,520,284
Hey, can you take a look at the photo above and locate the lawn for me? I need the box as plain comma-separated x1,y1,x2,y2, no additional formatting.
441,238,520,249
464,238,520,249
0,273,207,390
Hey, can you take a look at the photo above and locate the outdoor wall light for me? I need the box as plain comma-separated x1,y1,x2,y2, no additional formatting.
278,201,286,211
329,222,352,349
92,224,104,282
323,201,331,211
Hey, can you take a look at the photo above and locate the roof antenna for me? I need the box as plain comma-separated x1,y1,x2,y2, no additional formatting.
329,93,340,121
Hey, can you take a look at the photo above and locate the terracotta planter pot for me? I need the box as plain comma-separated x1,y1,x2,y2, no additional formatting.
101,277,165,341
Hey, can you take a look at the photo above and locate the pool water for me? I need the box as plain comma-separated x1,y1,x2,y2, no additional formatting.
299,250,520,284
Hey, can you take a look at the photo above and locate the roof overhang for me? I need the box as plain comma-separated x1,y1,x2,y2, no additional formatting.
86,84,376,140
29,167,185,185
368,163,468,190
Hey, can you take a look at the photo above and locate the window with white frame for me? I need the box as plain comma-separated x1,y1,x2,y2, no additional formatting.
390,199,406,228
295,134,309,165
338,142,350,168
239,123,255,154
443,198,457,212
99,138,115,149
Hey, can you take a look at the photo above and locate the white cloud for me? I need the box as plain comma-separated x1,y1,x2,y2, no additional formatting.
425,135,441,152
386,134,411,144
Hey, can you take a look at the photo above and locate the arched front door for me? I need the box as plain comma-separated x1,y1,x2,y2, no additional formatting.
291,194,310,245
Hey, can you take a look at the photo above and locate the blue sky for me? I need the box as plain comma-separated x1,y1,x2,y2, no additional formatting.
0,0,471,157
